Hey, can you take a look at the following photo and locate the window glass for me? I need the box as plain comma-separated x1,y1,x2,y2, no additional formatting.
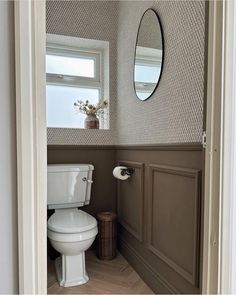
46,85,99,128
46,54,95,78
135,64,161,83
135,92,151,100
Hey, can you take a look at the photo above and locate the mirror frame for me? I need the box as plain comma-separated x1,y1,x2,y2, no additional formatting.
133,8,165,101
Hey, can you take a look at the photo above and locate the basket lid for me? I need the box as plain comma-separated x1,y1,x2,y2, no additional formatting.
97,211,117,221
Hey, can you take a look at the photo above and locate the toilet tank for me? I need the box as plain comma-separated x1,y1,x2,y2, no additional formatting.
47,164,94,209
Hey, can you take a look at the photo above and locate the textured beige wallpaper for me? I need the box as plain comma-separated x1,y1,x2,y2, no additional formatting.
46,0,118,145
46,0,206,145
116,0,206,144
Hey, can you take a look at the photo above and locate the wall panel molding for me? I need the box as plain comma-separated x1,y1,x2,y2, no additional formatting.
117,161,144,242
116,143,203,151
148,164,201,286
47,143,203,151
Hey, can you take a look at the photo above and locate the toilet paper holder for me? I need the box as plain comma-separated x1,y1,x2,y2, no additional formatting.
120,167,134,176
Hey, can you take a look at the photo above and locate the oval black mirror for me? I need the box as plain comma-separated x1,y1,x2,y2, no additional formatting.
134,9,164,101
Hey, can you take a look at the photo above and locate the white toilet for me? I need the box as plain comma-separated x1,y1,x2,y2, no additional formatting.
47,164,98,287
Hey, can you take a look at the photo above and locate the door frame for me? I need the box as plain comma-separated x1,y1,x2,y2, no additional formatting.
14,0,236,294
202,0,236,293
217,0,236,292
14,0,47,293
201,1,223,293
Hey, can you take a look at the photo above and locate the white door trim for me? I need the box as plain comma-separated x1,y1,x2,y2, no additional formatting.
203,0,236,294
202,1,223,293
14,0,47,293
219,0,236,293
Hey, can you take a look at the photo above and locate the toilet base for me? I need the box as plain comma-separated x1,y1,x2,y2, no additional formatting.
55,253,89,287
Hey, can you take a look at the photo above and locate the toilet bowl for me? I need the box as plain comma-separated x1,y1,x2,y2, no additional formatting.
48,208,98,287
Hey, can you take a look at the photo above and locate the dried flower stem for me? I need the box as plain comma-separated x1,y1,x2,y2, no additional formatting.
74,99,108,116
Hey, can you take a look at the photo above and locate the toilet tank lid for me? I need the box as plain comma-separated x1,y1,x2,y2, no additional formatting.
48,164,94,173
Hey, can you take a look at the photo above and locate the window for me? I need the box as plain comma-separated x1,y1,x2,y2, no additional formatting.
134,46,162,100
134,62,161,100
46,85,99,128
46,37,108,129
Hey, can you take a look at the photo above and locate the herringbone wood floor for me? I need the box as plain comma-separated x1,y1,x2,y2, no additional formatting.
48,250,153,294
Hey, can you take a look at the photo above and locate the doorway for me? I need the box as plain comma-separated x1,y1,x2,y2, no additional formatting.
14,0,236,294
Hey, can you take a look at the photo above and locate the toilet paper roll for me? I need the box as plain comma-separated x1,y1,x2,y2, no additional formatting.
113,166,130,180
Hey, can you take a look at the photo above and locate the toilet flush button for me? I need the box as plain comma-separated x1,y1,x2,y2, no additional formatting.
82,177,93,184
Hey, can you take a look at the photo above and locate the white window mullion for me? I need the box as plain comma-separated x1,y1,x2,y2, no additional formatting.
46,75,101,89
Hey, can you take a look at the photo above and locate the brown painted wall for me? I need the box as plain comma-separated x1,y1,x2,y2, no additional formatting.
116,145,203,294
47,144,203,294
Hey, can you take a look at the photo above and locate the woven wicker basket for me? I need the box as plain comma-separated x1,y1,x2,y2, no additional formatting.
96,212,117,260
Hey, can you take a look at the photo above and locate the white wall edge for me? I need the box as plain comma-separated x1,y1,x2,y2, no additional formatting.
203,0,236,293
219,0,236,293
14,0,47,293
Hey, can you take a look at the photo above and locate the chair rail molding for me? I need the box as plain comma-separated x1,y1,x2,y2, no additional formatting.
14,0,47,293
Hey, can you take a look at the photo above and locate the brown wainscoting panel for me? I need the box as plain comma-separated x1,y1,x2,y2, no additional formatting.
116,145,203,294
47,144,203,294
117,161,144,242
148,164,201,287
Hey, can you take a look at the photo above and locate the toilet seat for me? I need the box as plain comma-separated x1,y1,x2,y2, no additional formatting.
47,226,98,243
48,208,97,234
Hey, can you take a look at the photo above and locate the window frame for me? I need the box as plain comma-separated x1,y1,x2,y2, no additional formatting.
46,43,104,101
45,34,109,130
46,42,107,129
